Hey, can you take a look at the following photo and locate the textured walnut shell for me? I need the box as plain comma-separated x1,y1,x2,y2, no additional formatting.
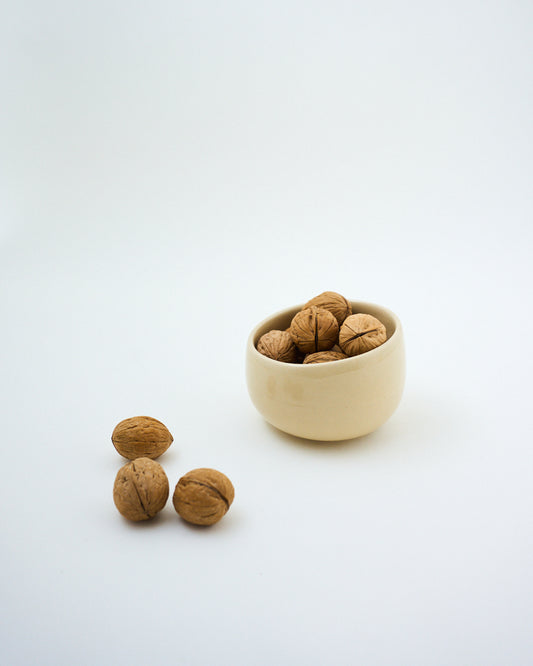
112,416,173,460
303,291,352,326
339,313,387,356
289,306,339,354
257,330,299,363
113,458,169,521
303,351,348,364
173,468,235,526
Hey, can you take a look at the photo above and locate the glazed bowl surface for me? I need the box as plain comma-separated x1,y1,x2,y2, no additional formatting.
245,301,405,441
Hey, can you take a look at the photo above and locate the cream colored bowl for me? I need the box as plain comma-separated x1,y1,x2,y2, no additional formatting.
246,301,405,441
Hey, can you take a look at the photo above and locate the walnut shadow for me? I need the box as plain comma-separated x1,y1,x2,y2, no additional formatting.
175,514,236,533
118,507,175,530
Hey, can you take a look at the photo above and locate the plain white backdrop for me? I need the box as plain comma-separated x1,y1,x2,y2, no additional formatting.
1,2,532,665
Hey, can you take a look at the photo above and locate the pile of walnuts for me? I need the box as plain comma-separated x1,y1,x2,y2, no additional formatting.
256,291,387,364
111,416,234,526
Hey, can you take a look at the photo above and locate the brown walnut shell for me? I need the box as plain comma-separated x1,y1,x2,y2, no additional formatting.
113,458,169,521
339,313,387,356
303,291,352,326
257,330,299,363
303,351,348,364
112,416,173,460
173,468,235,526
289,306,339,354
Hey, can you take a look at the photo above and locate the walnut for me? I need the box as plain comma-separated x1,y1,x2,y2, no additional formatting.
257,330,299,363
113,458,169,521
339,313,387,356
173,468,235,526
112,416,173,460
303,291,352,326
303,350,348,364
289,306,339,353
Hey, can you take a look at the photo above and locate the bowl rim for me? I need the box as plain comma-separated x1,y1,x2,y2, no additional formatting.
246,300,403,374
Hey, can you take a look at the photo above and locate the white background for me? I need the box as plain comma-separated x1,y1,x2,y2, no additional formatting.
1,2,532,665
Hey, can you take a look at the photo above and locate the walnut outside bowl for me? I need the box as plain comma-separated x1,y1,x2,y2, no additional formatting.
246,301,405,441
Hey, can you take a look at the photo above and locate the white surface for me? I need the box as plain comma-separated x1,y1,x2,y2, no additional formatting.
1,2,532,665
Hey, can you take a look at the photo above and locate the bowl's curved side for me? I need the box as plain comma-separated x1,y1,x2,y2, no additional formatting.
245,301,406,441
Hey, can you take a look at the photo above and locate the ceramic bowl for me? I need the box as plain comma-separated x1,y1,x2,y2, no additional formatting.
245,300,405,441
